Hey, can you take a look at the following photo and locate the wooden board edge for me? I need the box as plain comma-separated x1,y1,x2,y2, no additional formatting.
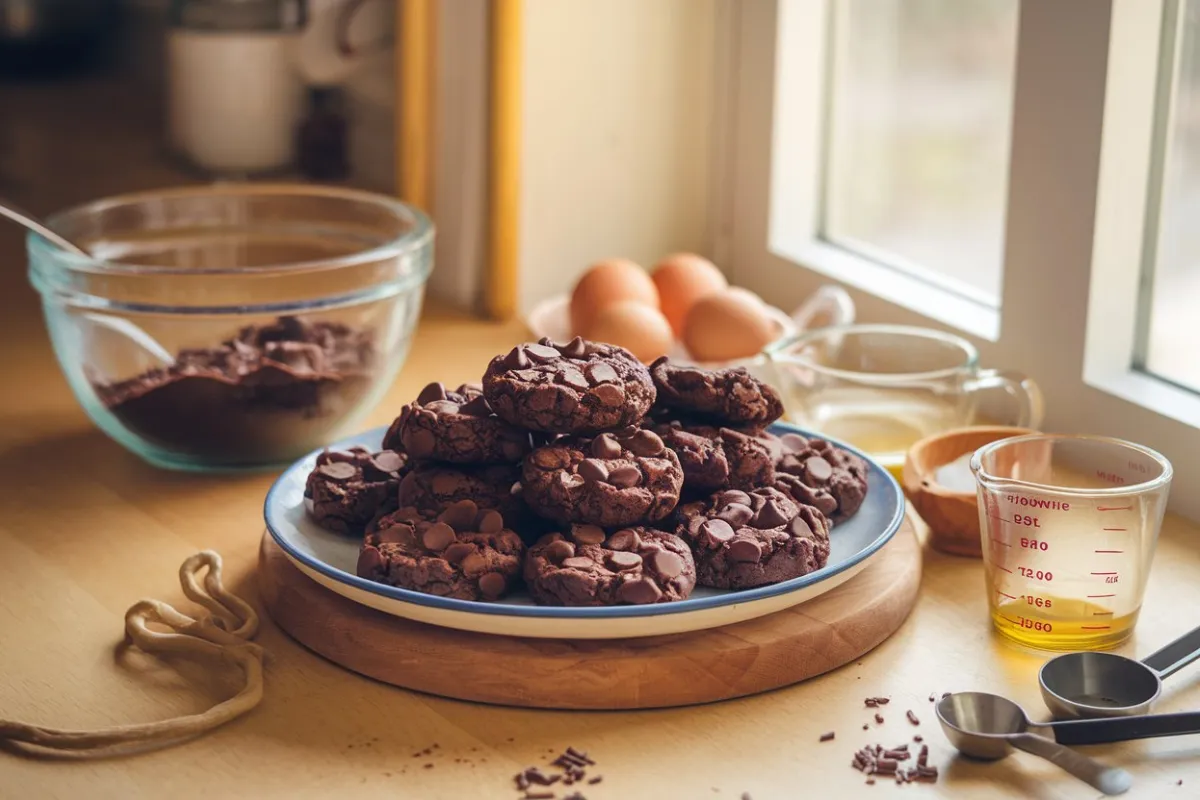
259,520,921,710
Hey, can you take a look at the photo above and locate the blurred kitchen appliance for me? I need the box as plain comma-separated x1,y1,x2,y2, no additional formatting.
167,0,305,174
295,0,394,192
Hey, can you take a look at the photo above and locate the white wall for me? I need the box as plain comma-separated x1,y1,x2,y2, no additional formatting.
516,0,717,314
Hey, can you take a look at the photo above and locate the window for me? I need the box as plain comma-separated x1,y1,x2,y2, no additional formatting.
824,0,1018,305
722,0,1200,520
1140,0,1200,394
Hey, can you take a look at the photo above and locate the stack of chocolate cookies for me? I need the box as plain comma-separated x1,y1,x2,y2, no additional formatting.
303,336,870,608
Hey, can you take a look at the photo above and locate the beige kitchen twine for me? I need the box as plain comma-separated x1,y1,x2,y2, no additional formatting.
0,551,264,758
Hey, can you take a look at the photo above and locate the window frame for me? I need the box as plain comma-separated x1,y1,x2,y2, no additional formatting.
717,0,1200,519
766,0,1008,339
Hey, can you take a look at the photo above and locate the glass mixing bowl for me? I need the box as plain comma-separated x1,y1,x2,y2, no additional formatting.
27,183,433,471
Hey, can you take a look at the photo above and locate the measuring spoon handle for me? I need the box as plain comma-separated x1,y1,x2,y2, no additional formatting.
1050,711,1200,745
1142,623,1200,679
1009,733,1132,795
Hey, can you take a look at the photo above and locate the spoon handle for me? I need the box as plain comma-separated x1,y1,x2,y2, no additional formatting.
0,197,89,256
1009,733,1132,795
1051,711,1200,745
1142,623,1200,679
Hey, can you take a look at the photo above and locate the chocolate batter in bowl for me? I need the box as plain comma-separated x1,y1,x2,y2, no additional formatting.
27,184,434,471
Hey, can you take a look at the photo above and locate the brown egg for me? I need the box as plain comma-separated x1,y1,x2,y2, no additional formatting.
682,289,779,362
651,252,729,337
569,258,660,336
585,301,675,363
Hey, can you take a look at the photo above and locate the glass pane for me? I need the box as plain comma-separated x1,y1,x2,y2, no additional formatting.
823,0,1019,304
1143,0,1200,394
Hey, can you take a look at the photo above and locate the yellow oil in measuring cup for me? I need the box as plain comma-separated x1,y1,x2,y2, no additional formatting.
972,435,1172,651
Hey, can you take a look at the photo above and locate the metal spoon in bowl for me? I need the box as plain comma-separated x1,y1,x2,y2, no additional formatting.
1,196,175,365
1040,623,1200,719
0,196,90,256
937,692,1132,795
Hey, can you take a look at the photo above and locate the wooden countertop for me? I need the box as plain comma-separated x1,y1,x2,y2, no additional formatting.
3,77,1200,800
1,300,1199,799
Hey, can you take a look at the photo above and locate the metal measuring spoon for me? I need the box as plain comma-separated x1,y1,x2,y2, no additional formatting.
937,693,1132,795
1040,623,1200,718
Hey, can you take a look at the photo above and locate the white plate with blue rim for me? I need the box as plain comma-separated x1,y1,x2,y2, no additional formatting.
264,422,906,639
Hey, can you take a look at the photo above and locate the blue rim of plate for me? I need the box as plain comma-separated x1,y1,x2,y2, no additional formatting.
264,422,906,619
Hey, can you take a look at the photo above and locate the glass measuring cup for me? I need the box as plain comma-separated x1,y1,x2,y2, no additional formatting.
765,324,1043,478
971,434,1172,651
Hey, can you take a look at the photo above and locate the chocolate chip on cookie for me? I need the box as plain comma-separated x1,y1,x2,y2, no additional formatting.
649,357,784,427
396,462,528,526
675,486,831,589
654,419,775,494
520,428,684,527
770,432,868,522
304,446,407,534
383,381,533,464
523,525,696,606
482,337,656,434
358,500,525,601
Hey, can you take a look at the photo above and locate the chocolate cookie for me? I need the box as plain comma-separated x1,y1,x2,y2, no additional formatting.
520,428,684,527
383,381,533,464
524,524,695,606
770,432,868,522
482,337,655,434
398,462,526,524
304,446,407,534
675,487,831,589
358,500,525,601
654,420,775,494
649,357,784,427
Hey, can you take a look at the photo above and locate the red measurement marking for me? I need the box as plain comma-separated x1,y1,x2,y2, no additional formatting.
1098,506,1132,512
1102,527,1127,531
1081,626,1111,630
997,565,1013,573
1094,550,1124,554
992,538,1012,547
1088,594,1116,598
997,592,1017,600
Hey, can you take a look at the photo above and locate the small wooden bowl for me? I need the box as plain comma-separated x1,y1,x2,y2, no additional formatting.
902,426,1038,558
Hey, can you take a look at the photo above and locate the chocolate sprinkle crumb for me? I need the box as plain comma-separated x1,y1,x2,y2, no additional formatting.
874,713,885,724
906,710,920,726
820,731,836,742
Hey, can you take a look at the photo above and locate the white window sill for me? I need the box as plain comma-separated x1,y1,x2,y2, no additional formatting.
769,238,1001,340
1084,367,1200,431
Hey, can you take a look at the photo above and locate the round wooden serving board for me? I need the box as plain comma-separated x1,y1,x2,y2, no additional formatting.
258,517,921,709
